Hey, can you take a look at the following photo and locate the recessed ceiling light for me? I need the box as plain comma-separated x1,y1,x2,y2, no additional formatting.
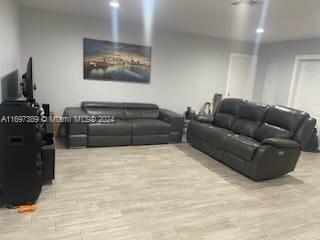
256,28,265,34
110,1,120,8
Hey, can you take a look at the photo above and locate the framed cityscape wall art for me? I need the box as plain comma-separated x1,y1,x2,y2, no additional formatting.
83,38,152,83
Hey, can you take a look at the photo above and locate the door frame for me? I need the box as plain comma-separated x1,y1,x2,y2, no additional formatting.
225,53,258,100
288,54,320,107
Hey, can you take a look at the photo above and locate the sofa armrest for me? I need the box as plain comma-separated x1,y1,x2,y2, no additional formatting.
195,115,214,123
250,139,301,181
63,107,88,135
294,117,317,150
159,109,184,143
63,107,89,148
262,138,299,148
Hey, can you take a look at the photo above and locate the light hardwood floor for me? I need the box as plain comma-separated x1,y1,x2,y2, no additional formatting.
0,143,320,240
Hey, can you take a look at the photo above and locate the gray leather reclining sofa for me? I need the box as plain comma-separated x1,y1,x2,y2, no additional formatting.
63,102,184,148
187,98,316,181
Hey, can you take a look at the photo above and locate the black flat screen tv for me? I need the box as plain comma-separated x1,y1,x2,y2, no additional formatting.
1,70,19,102
22,57,34,101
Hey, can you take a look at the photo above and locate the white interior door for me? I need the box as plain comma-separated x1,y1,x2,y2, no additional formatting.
225,53,257,100
294,60,320,128
261,59,280,105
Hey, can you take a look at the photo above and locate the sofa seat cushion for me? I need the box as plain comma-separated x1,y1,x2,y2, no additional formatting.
204,124,233,149
223,135,260,162
130,119,170,135
88,120,131,136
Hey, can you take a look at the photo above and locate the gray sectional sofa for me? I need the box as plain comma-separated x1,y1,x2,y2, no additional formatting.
63,102,184,148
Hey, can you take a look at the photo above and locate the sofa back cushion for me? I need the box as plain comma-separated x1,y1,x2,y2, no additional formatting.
254,106,309,142
293,117,317,148
81,102,125,119
214,98,244,130
123,103,159,119
232,102,270,138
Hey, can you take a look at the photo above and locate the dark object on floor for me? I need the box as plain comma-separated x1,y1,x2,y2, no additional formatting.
63,102,184,148
0,100,42,206
41,144,55,182
0,100,55,207
18,204,37,213
187,98,317,181
303,129,319,152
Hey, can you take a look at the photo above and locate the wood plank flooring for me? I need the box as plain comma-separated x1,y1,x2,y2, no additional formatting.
0,143,319,240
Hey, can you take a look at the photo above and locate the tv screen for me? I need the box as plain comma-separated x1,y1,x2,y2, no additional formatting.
1,70,19,102
22,57,34,101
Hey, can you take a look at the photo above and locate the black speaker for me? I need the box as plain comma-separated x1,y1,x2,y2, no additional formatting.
41,144,55,183
0,101,42,206
42,104,50,117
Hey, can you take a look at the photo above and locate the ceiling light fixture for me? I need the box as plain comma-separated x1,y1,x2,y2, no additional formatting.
110,1,120,8
232,0,263,6
256,28,265,34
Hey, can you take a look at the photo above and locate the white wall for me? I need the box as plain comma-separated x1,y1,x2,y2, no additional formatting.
0,0,20,100
253,38,320,105
20,7,254,116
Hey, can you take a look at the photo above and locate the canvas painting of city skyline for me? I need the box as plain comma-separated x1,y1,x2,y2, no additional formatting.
84,38,152,83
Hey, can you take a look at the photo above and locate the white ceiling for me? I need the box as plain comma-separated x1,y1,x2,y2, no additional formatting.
18,0,320,43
